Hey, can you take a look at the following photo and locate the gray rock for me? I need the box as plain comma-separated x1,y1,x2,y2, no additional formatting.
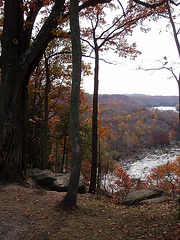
26,168,86,194
26,168,56,185
137,196,168,205
122,188,163,206
51,172,86,194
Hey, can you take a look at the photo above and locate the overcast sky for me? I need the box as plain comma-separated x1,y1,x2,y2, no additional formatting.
82,15,180,96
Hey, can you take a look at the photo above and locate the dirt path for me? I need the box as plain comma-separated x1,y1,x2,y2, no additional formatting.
0,184,65,240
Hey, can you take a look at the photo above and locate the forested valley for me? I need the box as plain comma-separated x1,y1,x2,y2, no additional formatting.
27,84,180,172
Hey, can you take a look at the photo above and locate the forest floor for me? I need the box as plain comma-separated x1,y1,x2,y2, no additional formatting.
0,183,179,240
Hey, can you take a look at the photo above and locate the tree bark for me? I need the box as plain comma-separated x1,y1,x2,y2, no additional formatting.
89,44,99,194
0,0,25,181
97,138,101,190
61,126,67,173
43,53,50,169
0,0,65,182
178,79,180,138
58,0,82,208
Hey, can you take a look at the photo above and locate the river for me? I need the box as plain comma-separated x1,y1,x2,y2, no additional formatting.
122,145,180,180
150,106,178,112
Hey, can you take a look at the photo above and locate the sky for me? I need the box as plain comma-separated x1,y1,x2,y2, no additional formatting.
82,14,180,96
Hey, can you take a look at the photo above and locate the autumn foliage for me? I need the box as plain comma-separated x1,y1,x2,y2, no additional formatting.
147,155,180,198
108,165,133,203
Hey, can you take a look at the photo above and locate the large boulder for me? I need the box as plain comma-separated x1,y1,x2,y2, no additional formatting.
26,168,86,194
51,172,86,194
26,168,56,185
137,196,168,205
122,188,163,206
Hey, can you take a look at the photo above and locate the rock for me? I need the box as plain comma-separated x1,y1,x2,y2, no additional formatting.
122,188,163,206
174,195,180,203
26,168,56,185
137,196,168,205
51,172,86,194
26,168,86,194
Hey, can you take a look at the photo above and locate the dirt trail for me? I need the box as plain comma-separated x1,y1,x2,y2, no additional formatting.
0,184,65,240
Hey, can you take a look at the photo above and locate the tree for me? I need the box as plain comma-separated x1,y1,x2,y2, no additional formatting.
0,0,111,182
134,0,180,135
0,0,66,182
81,1,161,193
57,0,82,208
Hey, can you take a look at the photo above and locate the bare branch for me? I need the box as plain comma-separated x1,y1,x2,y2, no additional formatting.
139,63,179,82
81,38,94,49
117,0,126,17
133,0,166,8
79,0,111,11
169,0,180,6
47,51,72,59
82,53,119,64
97,13,125,40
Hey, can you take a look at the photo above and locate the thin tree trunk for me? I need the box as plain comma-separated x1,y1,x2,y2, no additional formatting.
89,45,99,194
61,127,67,173
166,0,180,59
43,53,50,169
178,79,180,138
97,138,101,190
166,0,180,139
57,0,82,208
66,154,69,173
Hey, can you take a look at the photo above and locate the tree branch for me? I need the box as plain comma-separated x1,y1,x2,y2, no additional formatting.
139,63,179,82
22,0,65,81
23,0,44,50
166,0,180,58
79,0,112,11
169,0,180,6
133,0,166,8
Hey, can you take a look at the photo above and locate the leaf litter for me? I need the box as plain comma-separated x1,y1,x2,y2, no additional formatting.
0,184,179,240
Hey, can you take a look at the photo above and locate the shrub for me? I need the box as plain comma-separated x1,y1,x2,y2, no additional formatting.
147,155,180,198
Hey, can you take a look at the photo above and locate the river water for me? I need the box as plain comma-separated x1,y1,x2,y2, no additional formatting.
101,145,180,192
151,106,177,112
122,146,180,180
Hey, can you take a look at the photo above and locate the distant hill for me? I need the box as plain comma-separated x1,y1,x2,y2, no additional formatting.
126,95,179,107
86,94,179,108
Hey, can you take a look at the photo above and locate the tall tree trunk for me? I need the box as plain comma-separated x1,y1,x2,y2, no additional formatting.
43,53,50,169
61,126,67,173
0,0,65,182
178,79,180,138
0,0,24,182
166,0,180,139
57,0,82,208
97,138,101,190
89,45,99,194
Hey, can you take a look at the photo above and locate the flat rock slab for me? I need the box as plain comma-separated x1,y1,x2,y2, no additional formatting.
122,188,163,206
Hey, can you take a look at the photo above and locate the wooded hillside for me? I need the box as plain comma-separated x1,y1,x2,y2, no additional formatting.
86,93,179,161
95,94,179,108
